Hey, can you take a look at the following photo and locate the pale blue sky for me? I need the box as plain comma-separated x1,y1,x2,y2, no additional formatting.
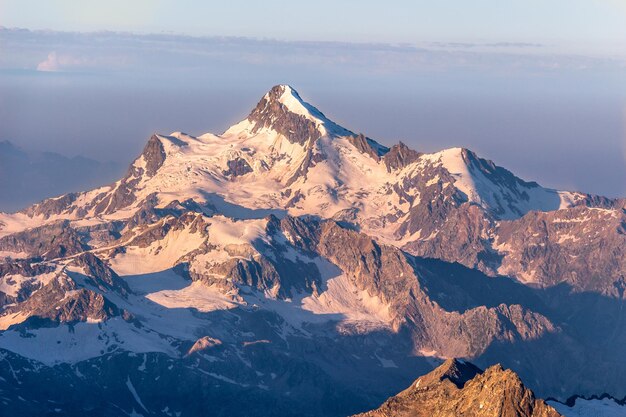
2,0,626,53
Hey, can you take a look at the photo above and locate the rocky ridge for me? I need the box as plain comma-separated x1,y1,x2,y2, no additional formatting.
354,359,562,417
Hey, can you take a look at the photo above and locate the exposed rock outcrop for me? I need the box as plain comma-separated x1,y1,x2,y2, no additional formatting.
347,134,388,160
383,141,422,172
3,273,121,327
0,220,88,259
223,157,253,177
71,252,131,296
186,336,223,356
247,85,323,145
354,359,562,417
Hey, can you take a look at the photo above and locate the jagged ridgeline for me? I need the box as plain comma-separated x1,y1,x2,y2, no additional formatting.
0,85,624,417
354,359,562,417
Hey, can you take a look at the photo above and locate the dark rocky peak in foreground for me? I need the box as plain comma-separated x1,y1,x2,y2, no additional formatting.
354,359,562,417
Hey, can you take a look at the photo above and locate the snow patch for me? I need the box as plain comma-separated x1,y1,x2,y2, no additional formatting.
548,398,626,417
126,376,149,412
146,281,237,313
109,221,207,275
0,318,178,364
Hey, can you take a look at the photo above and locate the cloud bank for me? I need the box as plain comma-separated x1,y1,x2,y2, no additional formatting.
36,51,92,72
2,27,624,76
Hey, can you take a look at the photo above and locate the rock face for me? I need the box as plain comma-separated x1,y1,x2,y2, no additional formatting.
72,252,131,296
383,141,422,172
2,273,122,327
142,134,167,177
247,84,325,145
0,220,89,259
93,135,167,215
223,157,253,177
354,359,562,417
186,336,223,356
0,85,624,416
347,134,389,160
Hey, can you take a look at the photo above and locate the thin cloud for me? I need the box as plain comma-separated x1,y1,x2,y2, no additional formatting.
35,49,131,72
3,27,624,76
429,41,544,49
36,51,62,71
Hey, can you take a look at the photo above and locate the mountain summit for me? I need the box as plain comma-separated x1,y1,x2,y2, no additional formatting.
226,84,352,143
354,359,562,417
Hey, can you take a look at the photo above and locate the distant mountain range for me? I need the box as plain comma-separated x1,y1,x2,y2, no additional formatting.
0,85,624,416
0,140,122,212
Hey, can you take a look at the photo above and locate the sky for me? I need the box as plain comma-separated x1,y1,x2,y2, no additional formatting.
2,0,626,50
1,1,625,200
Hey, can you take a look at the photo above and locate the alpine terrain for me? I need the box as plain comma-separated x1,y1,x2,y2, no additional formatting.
0,85,624,416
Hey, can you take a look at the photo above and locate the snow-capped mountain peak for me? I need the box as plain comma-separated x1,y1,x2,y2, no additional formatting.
223,84,352,143
265,84,322,122
1,86,609,240
418,147,583,219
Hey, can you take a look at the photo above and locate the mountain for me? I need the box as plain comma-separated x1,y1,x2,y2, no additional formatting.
0,85,624,416
353,359,562,417
0,140,123,212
